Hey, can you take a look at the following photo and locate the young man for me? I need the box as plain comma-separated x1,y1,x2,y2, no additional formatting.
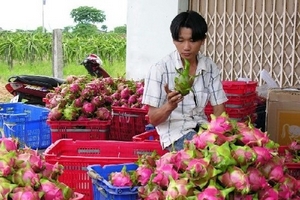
142,10,228,151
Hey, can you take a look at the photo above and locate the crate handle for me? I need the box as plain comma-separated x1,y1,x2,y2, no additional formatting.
3,122,16,132
92,180,108,198
87,170,103,181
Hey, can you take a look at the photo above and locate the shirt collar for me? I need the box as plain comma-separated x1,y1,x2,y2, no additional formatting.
174,51,208,73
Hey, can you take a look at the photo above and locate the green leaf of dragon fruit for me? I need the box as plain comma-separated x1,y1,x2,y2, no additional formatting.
190,179,234,200
208,141,237,171
230,143,257,170
174,59,198,96
165,176,195,199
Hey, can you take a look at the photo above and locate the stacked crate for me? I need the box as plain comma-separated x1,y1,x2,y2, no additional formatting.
205,81,258,122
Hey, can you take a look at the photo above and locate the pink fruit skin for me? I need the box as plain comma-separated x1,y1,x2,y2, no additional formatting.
152,164,179,187
38,179,64,200
218,166,250,194
10,190,41,200
208,113,233,134
247,167,268,191
0,138,18,151
110,171,133,187
136,165,153,186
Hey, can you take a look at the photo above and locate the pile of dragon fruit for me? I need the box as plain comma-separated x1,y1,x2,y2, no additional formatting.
45,75,146,121
108,113,300,199
281,140,300,163
0,136,77,200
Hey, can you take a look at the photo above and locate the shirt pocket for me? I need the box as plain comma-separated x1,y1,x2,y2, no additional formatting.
194,88,210,109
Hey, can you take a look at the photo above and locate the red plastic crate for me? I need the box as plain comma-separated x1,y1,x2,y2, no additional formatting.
44,139,167,200
132,129,160,142
47,120,110,143
110,106,148,141
205,105,256,120
225,92,257,108
278,146,300,179
222,81,258,95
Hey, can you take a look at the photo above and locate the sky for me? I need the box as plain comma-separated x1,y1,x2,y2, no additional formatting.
0,0,127,31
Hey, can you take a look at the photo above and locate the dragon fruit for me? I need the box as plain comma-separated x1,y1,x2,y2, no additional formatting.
247,166,268,191
252,146,274,165
109,165,133,187
138,184,165,200
185,157,211,181
174,59,198,96
193,180,234,200
136,165,153,186
152,163,179,187
190,130,218,149
47,106,63,120
16,149,43,173
38,178,64,200
82,101,96,116
208,141,237,171
0,137,18,151
41,162,64,181
218,166,250,194
0,182,18,199
123,113,300,199
62,103,79,121
206,112,233,134
258,186,279,200
95,107,111,120
165,177,194,199
10,165,41,188
10,186,44,200
230,143,257,168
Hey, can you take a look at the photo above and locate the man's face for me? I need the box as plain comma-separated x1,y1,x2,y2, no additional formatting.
173,27,204,61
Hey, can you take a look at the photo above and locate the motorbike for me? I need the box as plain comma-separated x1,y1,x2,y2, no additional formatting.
5,54,110,106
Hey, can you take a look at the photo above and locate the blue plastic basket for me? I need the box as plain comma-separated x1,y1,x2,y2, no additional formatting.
0,102,51,149
87,163,139,200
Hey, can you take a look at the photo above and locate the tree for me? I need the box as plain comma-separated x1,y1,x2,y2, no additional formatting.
72,24,99,37
70,6,106,36
114,25,126,34
70,6,106,24
101,25,108,32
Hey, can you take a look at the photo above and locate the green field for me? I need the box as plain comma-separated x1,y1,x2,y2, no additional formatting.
0,60,126,83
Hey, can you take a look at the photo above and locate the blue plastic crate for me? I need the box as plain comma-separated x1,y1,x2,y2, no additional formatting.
0,102,51,149
87,163,139,200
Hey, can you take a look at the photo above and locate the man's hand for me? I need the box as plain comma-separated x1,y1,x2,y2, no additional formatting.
164,84,183,109
147,84,184,126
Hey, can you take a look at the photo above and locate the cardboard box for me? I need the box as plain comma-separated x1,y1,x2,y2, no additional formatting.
266,88,300,145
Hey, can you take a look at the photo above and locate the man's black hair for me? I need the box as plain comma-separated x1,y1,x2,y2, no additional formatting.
170,10,207,41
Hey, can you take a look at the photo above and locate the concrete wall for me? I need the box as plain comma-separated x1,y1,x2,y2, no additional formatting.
126,0,188,80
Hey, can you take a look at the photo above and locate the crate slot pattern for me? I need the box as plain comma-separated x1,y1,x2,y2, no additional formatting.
44,139,167,200
0,103,51,149
47,120,110,143
109,106,148,141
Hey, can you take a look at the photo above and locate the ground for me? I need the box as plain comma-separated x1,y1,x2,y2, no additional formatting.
0,82,13,102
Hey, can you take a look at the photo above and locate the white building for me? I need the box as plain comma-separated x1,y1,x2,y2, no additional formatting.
126,0,188,80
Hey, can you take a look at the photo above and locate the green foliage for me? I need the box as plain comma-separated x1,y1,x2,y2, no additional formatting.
72,23,99,37
70,6,106,24
63,26,73,33
0,60,126,82
114,25,127,34
0,32,126,69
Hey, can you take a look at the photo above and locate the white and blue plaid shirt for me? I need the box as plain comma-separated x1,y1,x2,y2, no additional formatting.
142,50,228,149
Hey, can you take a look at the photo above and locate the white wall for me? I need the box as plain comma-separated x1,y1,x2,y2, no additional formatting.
126,0,188,80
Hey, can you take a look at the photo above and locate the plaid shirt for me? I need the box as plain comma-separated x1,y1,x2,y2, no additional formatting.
142,50,228,149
